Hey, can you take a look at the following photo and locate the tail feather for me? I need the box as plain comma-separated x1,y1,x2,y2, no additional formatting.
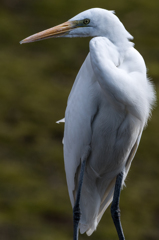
85,177,116,236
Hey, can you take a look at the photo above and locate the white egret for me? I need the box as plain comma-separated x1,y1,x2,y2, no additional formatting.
20,8,156,240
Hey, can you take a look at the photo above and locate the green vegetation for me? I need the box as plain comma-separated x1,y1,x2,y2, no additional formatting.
0,0,159,239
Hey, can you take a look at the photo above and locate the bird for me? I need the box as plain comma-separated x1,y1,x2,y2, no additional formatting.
20,8,156,240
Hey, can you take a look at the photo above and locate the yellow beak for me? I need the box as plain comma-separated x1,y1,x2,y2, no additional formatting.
20,21,75,44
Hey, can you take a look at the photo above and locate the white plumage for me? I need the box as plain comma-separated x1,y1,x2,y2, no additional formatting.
62,9,155,235
20,8,156,238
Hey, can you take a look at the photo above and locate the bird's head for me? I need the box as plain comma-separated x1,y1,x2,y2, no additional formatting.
20,8,133,45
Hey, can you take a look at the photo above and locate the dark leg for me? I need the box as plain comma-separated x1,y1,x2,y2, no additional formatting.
73,159,86,240
111,172,125,240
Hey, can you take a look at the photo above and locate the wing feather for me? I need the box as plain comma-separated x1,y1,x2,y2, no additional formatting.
86,131,142,235
63,53,100,206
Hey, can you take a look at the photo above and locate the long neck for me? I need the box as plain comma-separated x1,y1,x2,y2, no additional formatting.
103,16,134,56
116,38,134,62
89,36,140,118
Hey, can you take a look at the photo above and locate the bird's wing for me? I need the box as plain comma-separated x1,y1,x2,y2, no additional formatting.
124,129,142,176
86,130,142,236
84,37,147,235
63,53,100,206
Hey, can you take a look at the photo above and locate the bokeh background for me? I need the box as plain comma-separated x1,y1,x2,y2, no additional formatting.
0,0,159,239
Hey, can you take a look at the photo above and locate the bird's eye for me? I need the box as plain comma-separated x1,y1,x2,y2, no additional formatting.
83,18,90,25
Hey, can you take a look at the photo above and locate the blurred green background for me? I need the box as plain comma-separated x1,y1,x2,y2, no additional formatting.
0,0,159,239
